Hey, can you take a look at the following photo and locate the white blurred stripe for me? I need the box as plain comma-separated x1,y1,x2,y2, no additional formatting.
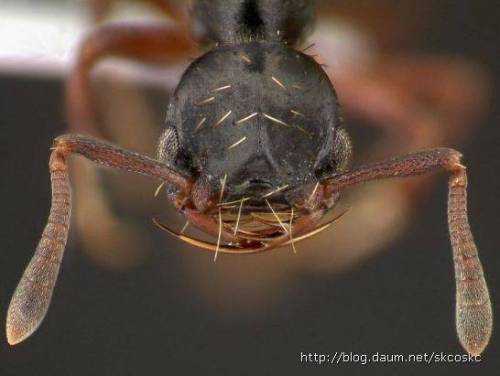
0,1,86,77
0,0,180,83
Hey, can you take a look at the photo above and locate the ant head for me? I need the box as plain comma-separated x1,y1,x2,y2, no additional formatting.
159,40,345,214
191,0,316,46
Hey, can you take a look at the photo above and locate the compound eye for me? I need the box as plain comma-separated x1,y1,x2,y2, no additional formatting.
157,125,179,164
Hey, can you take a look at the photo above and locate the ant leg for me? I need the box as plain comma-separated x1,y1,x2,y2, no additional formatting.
334,71,445,155
309,62,487,273
65,22,196,266
67,22,195,133
331,71,445,247
322,148,492,356
6,134,191,345
333,56,488,172
371,56,490,142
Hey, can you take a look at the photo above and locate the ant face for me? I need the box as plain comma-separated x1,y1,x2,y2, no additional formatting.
159,41,343,212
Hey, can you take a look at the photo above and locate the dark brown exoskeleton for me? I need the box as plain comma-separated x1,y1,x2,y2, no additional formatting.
6,0,492,355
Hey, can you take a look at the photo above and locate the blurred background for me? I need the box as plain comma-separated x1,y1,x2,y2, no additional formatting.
0,1,499,374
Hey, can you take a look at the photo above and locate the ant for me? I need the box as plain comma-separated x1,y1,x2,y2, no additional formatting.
6,0,492,356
